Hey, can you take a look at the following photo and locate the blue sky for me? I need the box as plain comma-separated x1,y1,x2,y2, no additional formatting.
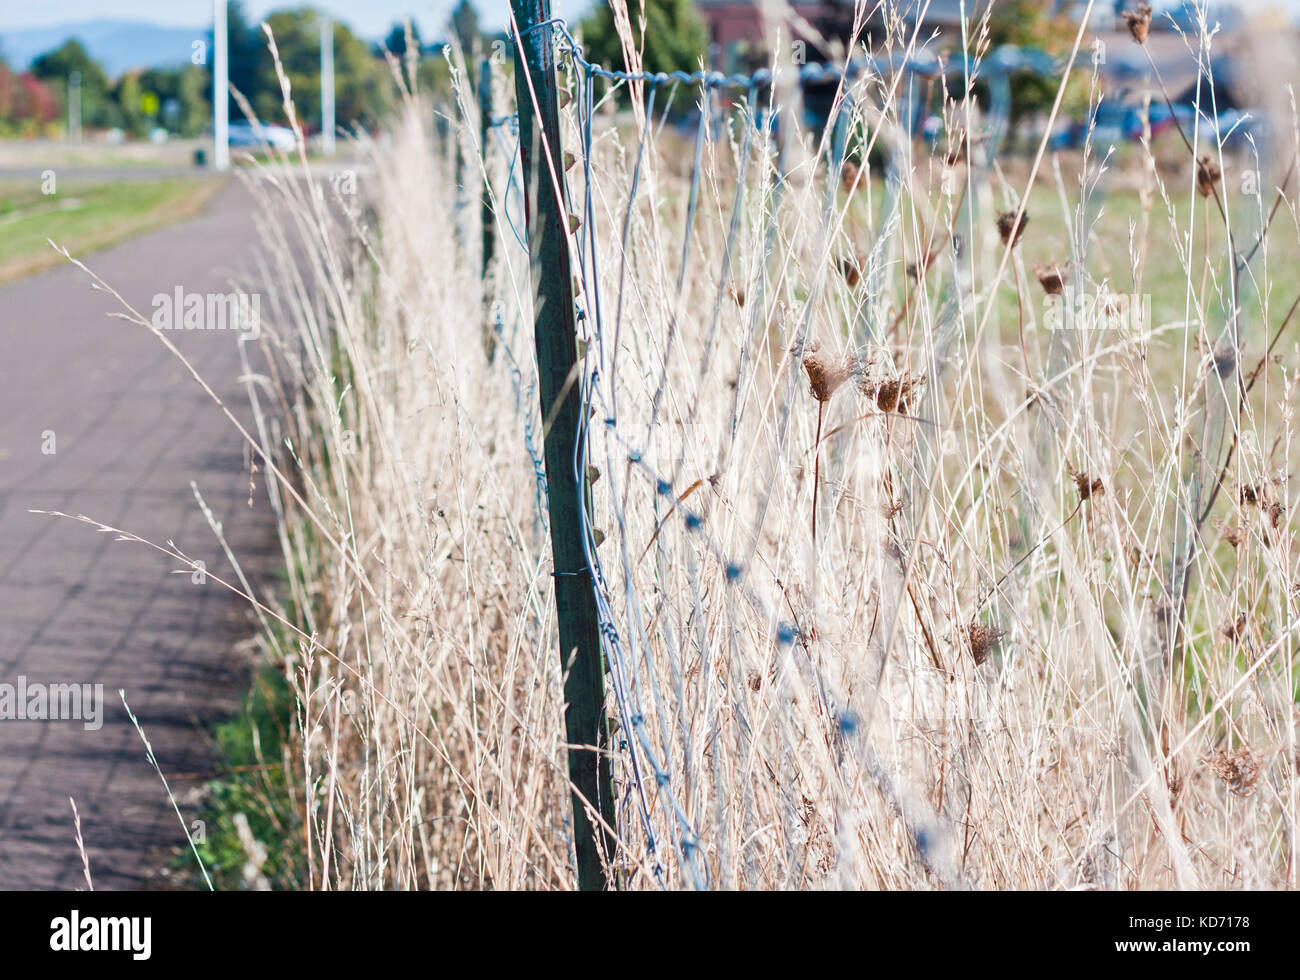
0,1,596,38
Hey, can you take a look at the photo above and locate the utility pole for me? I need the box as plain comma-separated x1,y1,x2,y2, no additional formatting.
510,0,618,891
213,0,229,171
321,14,336,156
67,71,81,142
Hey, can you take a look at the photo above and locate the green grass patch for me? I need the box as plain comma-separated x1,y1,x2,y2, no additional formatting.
181,659,304,890
0,177,222,283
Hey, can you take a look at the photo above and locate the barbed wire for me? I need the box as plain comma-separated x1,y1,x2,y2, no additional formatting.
483,18,1075,887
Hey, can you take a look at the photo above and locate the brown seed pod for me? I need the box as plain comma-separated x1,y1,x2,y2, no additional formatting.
1122,4,1152,45
857,366,925,413
840,159,861,194
997,210,1028,248
840,252,865,287
1070,467,1105,502
729,281,746,307
1034,263,1065,295
1206,746,1259,797
802,345,855,403
906,247,937,280
1221,612,1247,642
967,621,1006,666
1196,156,1222,198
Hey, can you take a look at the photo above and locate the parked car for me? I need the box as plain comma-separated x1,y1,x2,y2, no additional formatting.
226,121,298,151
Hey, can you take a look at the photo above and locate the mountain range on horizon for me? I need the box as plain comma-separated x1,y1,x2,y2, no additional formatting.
0,19,204,77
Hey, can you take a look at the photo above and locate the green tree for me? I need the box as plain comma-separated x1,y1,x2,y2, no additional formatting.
30,39,114,128
579,0,709,78
451,1,482,56
382,21,423,59
137,64,210,137
113,72,145,137
251,9,385,131
225,0,266,120
986,0,1080,121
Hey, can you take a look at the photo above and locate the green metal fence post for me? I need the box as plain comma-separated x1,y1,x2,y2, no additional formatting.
479,55,498,361
509,0,617,891
479,56,496,287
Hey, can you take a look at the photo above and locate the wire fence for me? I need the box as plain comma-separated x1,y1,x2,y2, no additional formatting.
439,8,1279,889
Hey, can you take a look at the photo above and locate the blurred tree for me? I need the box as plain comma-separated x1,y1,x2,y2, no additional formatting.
30,40,114,128
0,66,59,135
113,72,145,137
381,21,423,59
451,1,482,56
134,65,210,137
580,0,709,78
986,0,1081,121
251,10,385,131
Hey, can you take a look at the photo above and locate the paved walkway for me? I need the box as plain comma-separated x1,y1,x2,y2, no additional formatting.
0,178,278,889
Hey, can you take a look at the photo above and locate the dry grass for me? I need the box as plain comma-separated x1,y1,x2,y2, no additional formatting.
172,7,1300,889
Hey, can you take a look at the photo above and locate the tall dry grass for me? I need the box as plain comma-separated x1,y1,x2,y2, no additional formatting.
219,5,1300,889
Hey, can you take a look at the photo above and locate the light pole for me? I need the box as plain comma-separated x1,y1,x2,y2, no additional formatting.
67,71,82,142
321,15,336,155
213,0,229,170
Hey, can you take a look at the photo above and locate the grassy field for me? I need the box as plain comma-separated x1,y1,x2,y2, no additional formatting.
0,177,221,282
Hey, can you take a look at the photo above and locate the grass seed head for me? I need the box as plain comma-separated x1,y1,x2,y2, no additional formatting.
1123,4,1152,44
1221,612,1247,642
1070,467,1105,502
840,159,861,194
1034,262,1066,295
1207,747,1259,797
859,368,926,413
1196,156,1222,198
840,252,864,287
997,210,1028,247
967,622,1006,666
802,344,855,403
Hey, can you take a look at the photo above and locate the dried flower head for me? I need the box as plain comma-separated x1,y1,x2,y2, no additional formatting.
840,159,862,194
1220,612,1247,642
967,621,1006,666
1034,263,1066,295
1123,4,1152,45
729,281,746,307
1207,746,1259,797
840,252,865,287
1213,345,1236,378
801,344,855,403
997,210,1028,248
1070,467,1105,502
906,247,937,280
1240,482,1264,508
1269,500,1285,530
859,370,926,413
1196,156,1222,198
1223,524,1246,548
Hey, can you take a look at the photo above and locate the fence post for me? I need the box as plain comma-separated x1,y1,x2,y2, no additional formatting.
479,57,496,287
479,56,498,361
509,0,617,891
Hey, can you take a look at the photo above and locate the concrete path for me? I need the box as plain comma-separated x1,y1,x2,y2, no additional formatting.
0,178,278,889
